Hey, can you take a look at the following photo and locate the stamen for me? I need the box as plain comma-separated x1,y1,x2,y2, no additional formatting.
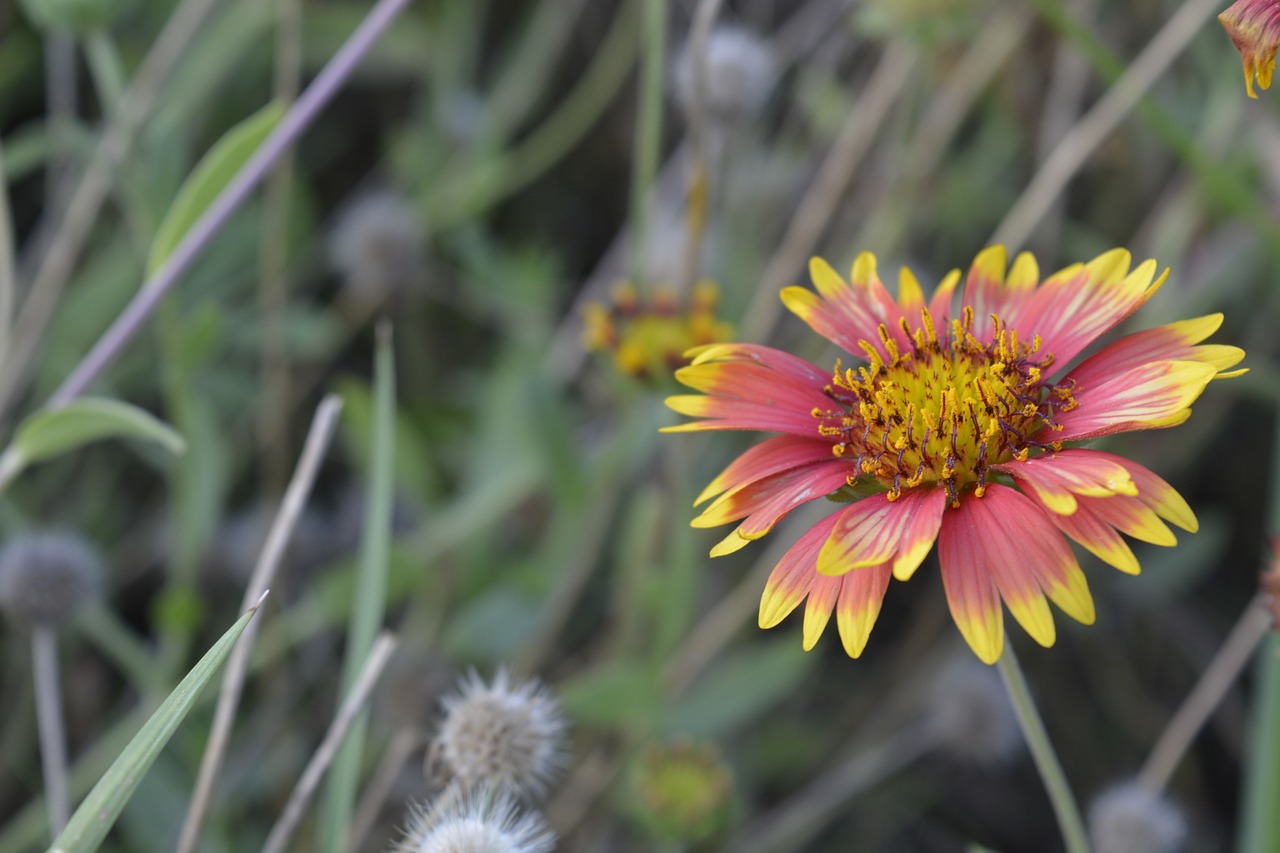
818,307,1070,504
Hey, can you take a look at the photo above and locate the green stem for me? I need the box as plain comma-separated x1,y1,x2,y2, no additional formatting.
628,0,667,281
1243,634,1280,853
1240,413,1280,852
996,644,1090,853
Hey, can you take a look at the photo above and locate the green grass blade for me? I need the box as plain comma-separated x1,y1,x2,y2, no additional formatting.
318,324,395,853
48,596,265,853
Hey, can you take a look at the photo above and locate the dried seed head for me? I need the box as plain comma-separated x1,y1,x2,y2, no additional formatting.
674,26,775,124
0,531,102,629
329,190,426,301
1088,781,1187,853
431,670,566,798
392,790,555,853
923,659,1022,765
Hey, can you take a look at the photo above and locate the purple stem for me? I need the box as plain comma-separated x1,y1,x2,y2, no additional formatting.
48,0,414,409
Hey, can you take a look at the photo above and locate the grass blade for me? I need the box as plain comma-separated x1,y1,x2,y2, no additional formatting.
318,322,395,853
48,594,267,853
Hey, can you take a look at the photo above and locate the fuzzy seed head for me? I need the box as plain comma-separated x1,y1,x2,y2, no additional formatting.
432,670,566,798
0,532,102,628
923,659,1022,765
674,26,775,124
330,190,426,300
1089,781,1187,853
392,791,555,853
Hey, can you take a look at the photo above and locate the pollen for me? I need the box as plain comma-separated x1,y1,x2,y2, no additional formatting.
815,308,1077,507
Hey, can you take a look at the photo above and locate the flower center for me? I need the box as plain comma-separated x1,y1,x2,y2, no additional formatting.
815,307,1077,506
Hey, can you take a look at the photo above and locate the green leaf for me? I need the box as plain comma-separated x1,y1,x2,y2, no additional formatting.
49,598,264,853
0,398,185,485
662,639,813,738
147,101,285,276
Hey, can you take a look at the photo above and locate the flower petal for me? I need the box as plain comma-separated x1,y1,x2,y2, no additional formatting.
836,563,893,658
892,487,948,580
782,254,915,360
996,449,1138,516
695,463,852,551
1046,360,1219,442
759,513,840,629
1220,0,1280,98
1048,493,1177,575
939,485,1091,661
1015,251,1168,369
937,510,1004,665
1064,314,1244,393
664,345,834,436
816,488,947,578
1107,453,1198,532
803,574,842,650
695,436,836,506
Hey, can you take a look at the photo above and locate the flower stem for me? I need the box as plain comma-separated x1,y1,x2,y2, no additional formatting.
31,625,70,838
995,644,1090,853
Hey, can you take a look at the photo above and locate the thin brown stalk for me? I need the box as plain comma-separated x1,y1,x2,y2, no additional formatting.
1139,595,1274,793
346,726,422,853
259,631,399,853
175,395,344,853
677,0,725,291
739,42,918,344
259,0,303,495
729,725,934,853
989,0,1224,253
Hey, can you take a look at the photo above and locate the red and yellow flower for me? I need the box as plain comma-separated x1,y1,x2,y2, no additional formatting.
1220,0,1280,98
665,248,1244,663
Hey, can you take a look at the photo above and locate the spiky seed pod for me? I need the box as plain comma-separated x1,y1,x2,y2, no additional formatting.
391,790,555,853
674,25,775,125
1088,781,1187,853
431,670,566,798
329,190,426,302
922,659,1023,765
0,532,102,629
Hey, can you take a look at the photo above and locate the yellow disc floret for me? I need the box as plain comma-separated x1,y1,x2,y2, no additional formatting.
815,307,1078,506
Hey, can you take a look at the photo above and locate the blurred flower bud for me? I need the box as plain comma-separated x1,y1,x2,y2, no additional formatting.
1220,0,1280,98
430,670,566,798
582,279,733,380
19,0,133,33
392,790,555,853
922,658,1022,765
0,531,102,629
1088,781,1187,853
330,190,427,303
674,26,775,125
626,738,734,843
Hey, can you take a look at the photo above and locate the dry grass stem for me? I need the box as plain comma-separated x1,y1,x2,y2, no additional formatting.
175,394,344,853
989,0,1224,253
1139,595,1274,793
740,41,918,343
259,631,399,853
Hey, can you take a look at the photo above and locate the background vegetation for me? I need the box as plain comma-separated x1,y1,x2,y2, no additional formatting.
0,0,1276,850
